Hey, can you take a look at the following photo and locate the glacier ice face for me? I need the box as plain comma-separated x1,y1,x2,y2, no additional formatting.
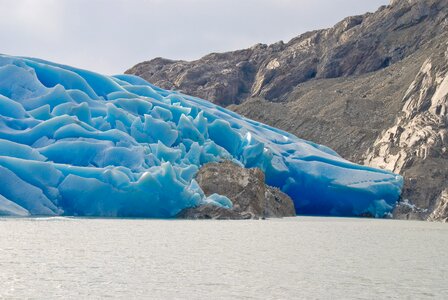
0,54,403,217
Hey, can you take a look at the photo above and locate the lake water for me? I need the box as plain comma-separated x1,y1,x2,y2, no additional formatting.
0,217,446,299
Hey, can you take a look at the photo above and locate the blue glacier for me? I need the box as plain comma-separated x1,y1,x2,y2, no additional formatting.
0,54,403,218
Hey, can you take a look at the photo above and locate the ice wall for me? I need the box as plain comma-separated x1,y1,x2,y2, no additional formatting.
0,54,403,217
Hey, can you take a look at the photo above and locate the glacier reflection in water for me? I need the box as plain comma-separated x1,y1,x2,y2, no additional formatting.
0,217,447,299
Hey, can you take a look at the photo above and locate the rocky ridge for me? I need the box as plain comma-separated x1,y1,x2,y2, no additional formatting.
128,0,448,221
127,0,447,106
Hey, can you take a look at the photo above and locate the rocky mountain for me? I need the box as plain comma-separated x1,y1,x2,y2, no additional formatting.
365,39,448,222
126,0,448,221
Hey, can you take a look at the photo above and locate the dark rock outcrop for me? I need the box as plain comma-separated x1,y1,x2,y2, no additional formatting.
177,161,296,219
129,0,448,221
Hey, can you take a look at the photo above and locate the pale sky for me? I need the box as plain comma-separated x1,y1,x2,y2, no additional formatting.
0,0,388,74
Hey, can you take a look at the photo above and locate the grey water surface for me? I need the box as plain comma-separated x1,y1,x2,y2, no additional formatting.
0,217,446,299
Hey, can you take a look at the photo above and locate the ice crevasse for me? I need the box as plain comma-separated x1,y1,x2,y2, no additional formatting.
0,54,403,217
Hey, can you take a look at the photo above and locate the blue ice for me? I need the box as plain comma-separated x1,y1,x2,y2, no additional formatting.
0,54,403,217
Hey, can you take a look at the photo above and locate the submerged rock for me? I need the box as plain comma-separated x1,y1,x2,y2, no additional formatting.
177,161,296,219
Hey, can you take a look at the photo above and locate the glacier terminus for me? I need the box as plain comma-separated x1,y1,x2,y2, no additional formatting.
0,54,403,218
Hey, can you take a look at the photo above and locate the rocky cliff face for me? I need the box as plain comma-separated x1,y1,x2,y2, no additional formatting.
128,0,448,221
127,0,447,106
365,41,448,221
